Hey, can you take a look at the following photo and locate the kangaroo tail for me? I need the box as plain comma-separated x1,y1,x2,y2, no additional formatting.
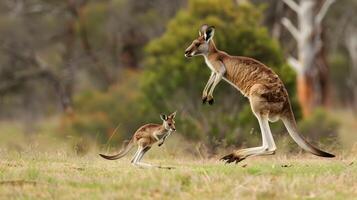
99,139,134,160
281,104,335,158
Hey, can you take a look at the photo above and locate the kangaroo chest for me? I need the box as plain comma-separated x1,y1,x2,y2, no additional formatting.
153,130,170,140
204,56,217,72
204,57,247,96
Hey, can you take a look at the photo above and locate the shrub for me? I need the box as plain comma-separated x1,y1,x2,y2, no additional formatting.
298,108,339,146
62,70,149,145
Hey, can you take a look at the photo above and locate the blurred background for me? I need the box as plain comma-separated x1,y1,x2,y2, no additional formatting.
0,0,356,157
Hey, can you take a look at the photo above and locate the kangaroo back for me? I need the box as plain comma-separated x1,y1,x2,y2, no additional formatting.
99,139,134,160
281,104,335,158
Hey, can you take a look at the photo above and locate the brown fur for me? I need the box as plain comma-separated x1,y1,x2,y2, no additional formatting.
99,112,176,167
187,36,289,119
133,124,166,146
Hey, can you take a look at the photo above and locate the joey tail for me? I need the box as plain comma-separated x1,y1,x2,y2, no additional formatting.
99,139,134,160
281,103,335,158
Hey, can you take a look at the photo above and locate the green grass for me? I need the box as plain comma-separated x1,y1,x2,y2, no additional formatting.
0,151,355,200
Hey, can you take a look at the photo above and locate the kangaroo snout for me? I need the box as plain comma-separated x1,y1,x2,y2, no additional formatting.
184,50,192,58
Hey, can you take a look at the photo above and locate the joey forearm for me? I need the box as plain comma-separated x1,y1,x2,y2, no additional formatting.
158,132,171,146
153,134,160,142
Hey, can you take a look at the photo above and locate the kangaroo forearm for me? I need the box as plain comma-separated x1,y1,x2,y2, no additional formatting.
203,73,216,95
208,75,221,95
208,62,226,96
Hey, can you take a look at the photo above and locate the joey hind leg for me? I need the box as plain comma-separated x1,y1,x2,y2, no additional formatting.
132,146,156,168
131,146,142,164
131,146,174,169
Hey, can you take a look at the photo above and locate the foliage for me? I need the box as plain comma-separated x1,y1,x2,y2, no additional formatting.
63,70,149,144
142,0,297,149
279,108,340,154
298,108,340,147
329,52,355,107
0,0,185,118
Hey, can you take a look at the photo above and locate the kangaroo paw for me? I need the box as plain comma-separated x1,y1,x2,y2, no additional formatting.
220,153,246,164
202,96,208,104
158,166,175,170
208,98,214,105
206,95,214,105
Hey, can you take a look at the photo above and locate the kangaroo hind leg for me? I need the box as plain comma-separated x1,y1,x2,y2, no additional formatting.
221,112,277,164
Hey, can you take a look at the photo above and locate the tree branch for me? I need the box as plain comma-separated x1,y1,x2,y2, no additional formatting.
282,0,300,14
281,18,300,41
0,68,53,95
287,56,302,73
67,0,114,87
315,0,335,24
0,47,72,111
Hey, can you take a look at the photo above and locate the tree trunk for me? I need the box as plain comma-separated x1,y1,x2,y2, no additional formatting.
345,26,357,112
67,0,114,88
297,74,313,116
61,8,76,114
282,0,334,117
313,35,330,108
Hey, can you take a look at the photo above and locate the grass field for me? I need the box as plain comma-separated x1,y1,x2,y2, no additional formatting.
0,150,356,200
0,118,356,200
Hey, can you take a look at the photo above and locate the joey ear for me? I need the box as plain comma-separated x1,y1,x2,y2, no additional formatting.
169,111,177,119
160,114,167,121
204,26,215,42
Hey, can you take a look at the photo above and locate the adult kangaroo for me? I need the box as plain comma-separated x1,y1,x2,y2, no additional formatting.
184,25,335,163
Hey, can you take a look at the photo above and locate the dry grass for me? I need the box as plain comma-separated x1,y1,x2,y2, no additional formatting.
0,113,356,199
0,149,356,200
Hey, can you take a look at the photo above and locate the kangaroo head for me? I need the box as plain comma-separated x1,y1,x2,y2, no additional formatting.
185,24,215,58
160,111,177,131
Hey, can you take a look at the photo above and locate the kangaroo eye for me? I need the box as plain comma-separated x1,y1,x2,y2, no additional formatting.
195,43,200,47
168,123,172,126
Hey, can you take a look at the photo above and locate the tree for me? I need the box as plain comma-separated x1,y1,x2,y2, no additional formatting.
0,0,75,115
0,0,185,119
281,0,335,116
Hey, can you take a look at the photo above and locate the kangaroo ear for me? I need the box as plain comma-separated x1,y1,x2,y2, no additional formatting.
199,24,209,36
169,111,177,119
204,26,215,42
160,114,167,121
